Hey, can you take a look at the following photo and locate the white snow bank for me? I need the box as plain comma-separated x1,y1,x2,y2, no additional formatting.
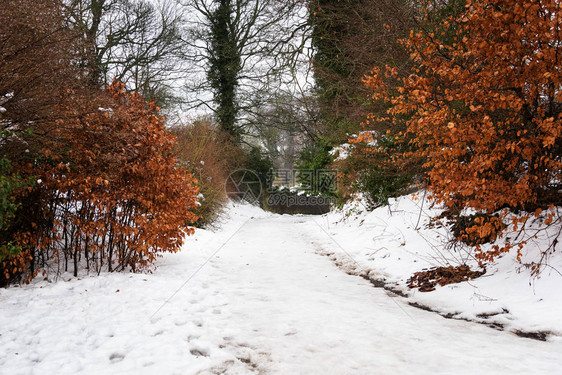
306,193,562,336
0,201,272,374
1,200,561,375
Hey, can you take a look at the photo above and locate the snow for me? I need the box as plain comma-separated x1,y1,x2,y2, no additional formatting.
307,194,562,336
98,107,114,117
329,143,351,161
0,92,14,105
1,201,561,374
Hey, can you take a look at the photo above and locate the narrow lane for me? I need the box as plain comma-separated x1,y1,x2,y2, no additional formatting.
1,212,560,374
198,215,562,374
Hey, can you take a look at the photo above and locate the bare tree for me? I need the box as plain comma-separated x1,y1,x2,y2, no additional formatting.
180,0,309,139
67,0,186,107
248,92,315,168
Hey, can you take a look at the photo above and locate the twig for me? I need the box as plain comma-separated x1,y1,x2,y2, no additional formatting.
415,189,427,230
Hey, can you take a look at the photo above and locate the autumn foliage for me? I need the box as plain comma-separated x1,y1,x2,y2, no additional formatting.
2,83,199,283
0,1,201,285
172,118,245,226
360,0,561,265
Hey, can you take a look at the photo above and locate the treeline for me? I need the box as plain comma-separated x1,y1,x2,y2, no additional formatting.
2,0,560,282
0,0,199,285
309,0,561,267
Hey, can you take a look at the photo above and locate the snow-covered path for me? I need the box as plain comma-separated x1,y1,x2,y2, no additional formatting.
1,206,561,374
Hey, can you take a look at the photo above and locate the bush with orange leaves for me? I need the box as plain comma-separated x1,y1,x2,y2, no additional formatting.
361,0,561,268
171,118,245,227
2,82,199,283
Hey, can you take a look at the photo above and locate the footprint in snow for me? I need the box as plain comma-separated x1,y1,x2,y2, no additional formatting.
187,335,199,342
190,346,209,357
109,353,125,363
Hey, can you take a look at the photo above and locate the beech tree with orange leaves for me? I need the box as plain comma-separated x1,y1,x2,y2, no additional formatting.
362,0,562,267
2,82,199,283
1,0,200,285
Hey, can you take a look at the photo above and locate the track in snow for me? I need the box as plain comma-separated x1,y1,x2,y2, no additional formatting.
1,211,561,374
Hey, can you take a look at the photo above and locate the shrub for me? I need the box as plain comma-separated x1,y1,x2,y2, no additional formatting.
172,118,244,226
0,157,34,270
354,168,412,210
2,82,200,284
341,133,417,209
295,141,335,196
362,0,562,265
245,147,274,202
450,213,506,247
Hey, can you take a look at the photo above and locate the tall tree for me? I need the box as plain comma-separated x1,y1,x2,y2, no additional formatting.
1,0,83,284
308,0,416,142
182,0,307,141
1,0,83,133
67,0,185,107
207,0,242,138
307,0,419,206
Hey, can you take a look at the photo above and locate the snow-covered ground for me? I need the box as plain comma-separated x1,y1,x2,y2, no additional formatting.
1,201,561,374
308,194,562,338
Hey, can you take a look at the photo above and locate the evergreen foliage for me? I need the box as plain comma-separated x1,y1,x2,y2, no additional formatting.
207,0,242,139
